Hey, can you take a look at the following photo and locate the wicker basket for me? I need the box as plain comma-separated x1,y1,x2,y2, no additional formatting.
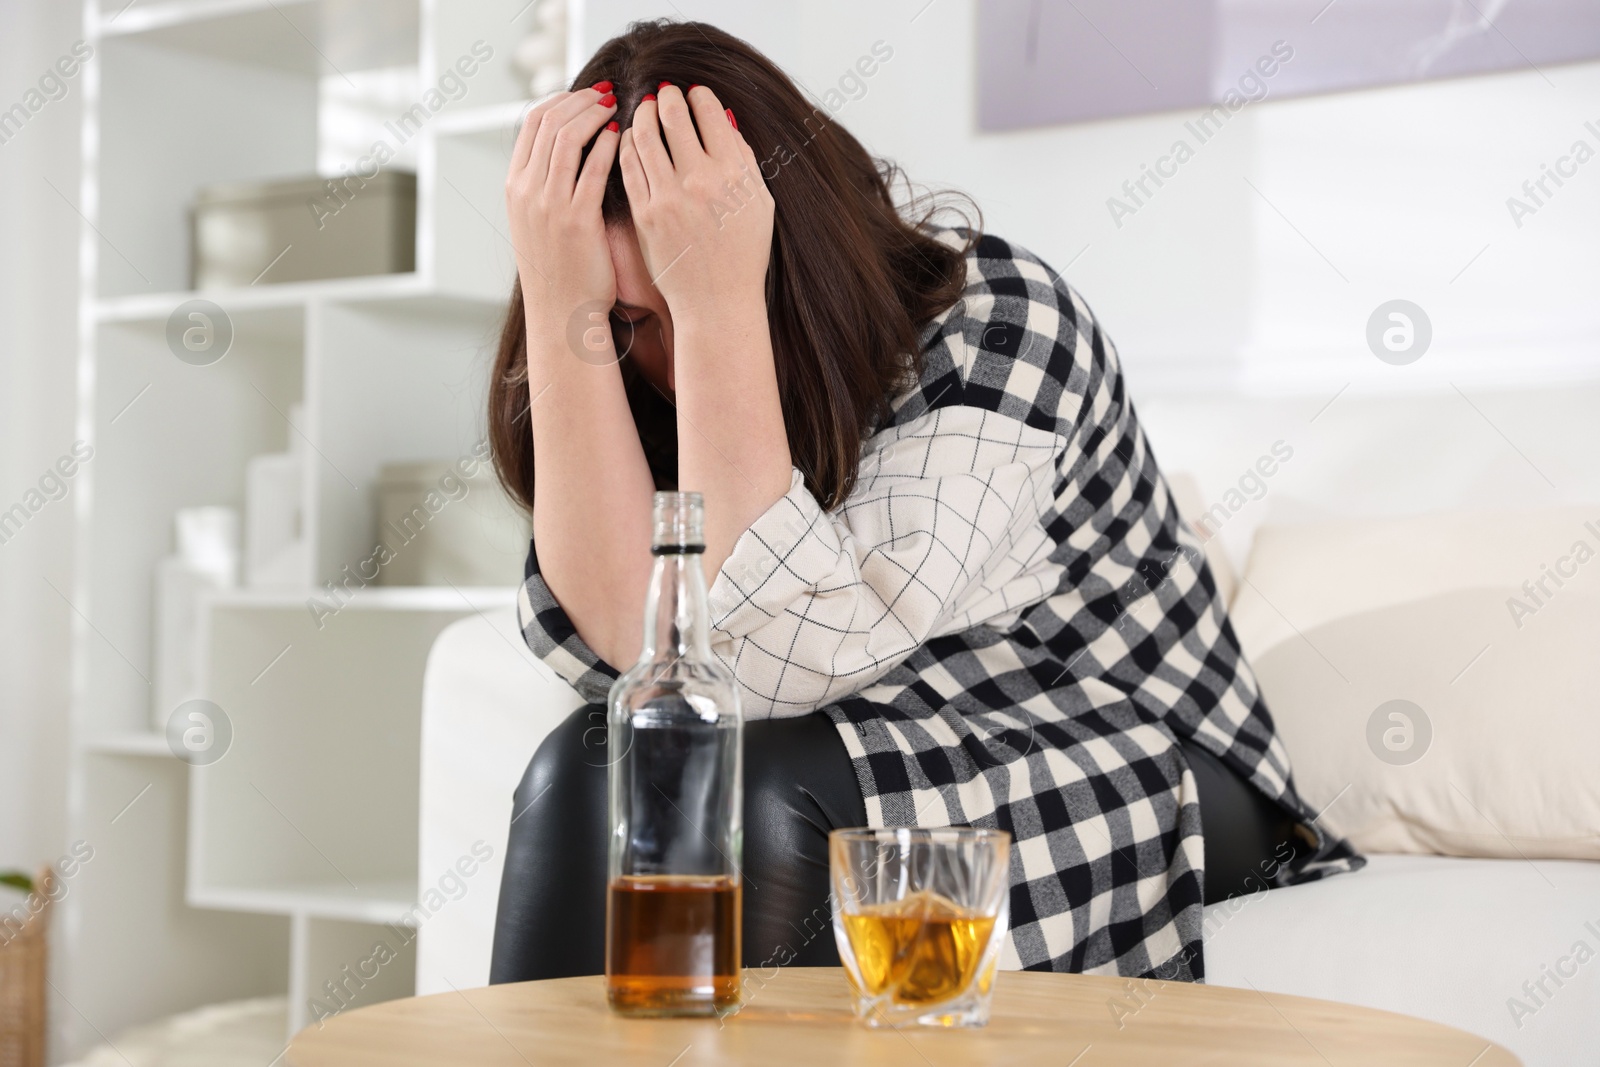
0,868,52,1067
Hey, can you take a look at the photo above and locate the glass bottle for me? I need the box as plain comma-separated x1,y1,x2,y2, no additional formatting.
606,491,743,1016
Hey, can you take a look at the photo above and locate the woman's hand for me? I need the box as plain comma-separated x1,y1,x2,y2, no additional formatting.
618,84,774,315
505,85,621,322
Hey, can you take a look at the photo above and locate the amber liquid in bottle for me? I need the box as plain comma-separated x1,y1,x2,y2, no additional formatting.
606,874,742,1013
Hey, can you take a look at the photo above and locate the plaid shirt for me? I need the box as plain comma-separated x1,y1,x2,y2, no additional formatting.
518,228,1362,980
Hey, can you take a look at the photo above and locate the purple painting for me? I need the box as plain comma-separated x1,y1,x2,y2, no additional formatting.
978,0,1600,131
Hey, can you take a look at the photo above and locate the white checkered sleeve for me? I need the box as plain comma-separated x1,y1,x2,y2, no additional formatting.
705,404,1067,720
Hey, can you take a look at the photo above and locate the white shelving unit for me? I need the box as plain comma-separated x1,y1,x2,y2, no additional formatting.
63,0,560,1053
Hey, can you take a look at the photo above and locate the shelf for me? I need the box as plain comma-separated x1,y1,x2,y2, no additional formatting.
191,595,492,938
96,0,420,77
191,879,420,925
93,273,507,324
83,732,176,757
97,0,293,36
206,585,518,613
67,0,567,1052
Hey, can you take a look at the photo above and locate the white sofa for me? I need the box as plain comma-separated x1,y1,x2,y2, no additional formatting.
418,498,1600,1066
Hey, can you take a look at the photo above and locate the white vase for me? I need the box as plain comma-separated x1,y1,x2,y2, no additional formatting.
150,507,239,731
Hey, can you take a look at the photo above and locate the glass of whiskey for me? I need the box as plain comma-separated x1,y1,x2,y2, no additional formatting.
830,827,1011,1028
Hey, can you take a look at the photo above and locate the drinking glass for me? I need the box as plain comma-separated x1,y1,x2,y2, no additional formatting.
829,827,1011,1028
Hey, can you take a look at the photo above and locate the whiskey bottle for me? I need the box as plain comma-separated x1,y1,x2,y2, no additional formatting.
605,491,743,1016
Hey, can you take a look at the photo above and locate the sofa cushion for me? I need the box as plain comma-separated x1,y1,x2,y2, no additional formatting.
1229,508,1600,860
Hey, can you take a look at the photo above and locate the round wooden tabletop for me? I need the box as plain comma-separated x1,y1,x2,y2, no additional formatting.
287,967,1518,1066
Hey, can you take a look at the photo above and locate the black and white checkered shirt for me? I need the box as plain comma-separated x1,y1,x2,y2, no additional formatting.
518,228,1362,980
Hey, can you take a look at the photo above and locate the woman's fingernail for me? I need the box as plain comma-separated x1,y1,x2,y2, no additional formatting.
592,80,613,92
726,108,737,130
641,93,656,103
690,83,703,91
599,93,616,107
657,80,672,89
607,120,619,132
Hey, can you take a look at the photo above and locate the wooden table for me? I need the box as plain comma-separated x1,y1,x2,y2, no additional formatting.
287,967,1519,1066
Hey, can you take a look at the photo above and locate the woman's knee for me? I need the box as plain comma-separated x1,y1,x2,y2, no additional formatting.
492,703,610,983
739,713,864,968
515,703,609,811
743,712,867,830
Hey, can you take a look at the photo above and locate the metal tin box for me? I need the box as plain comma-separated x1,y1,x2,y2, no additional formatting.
190,171,416,288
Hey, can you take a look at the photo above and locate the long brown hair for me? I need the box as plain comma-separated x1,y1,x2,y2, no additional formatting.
488,19,976,513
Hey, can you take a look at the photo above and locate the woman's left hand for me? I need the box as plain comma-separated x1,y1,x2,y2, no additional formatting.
618,84,774,315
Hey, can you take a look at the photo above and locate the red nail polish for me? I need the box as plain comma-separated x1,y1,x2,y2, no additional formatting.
690,83,703,90
726,108,737,130
641,93,656,103
657,80,672,89
598,93,616,107
607,120,619,132
592,80,613,92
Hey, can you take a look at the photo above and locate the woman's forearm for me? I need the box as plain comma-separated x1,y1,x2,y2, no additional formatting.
672,292,794,581
525,296,657,668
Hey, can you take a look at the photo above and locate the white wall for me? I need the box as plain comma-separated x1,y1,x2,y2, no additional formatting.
580,0,1600,569
587,0,1600,378
0,0,82,875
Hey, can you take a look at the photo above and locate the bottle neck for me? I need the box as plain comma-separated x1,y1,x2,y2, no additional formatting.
638,547,713,664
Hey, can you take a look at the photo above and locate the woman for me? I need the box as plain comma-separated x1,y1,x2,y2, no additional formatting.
488,20,1360,984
